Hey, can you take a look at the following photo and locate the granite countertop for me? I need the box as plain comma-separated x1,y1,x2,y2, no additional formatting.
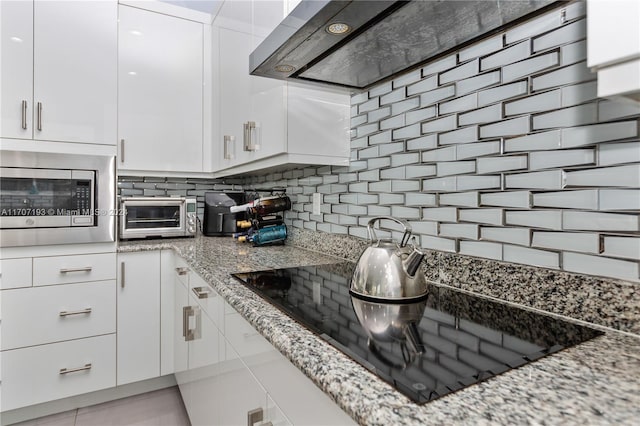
119,236,640,425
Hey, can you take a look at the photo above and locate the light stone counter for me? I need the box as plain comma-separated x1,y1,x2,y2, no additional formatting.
119,236,640,425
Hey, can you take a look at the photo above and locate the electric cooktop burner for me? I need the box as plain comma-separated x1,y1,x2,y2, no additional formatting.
231,262,602,404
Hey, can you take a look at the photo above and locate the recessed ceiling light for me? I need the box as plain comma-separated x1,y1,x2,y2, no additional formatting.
10,36,23,43
128,71,137,76
129,30,142,36
326,23,351,35
275,64,295,73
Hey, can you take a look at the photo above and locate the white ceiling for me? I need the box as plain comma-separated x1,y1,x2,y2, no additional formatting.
159,0,224,15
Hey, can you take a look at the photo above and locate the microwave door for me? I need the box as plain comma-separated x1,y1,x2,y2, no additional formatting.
0,168,77,228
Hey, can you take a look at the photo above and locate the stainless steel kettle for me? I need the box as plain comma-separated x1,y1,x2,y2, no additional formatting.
350,217,427,301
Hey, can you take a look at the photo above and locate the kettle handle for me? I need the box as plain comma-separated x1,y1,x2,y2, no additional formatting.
367,216,412,247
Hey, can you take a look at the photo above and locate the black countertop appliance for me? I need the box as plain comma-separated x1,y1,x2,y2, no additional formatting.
202,191,247,236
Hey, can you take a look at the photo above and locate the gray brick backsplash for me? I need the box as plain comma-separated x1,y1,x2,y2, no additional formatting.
478,80,528,107
423,146,457,162
458,104,503,126
245,2,639,284
367,106,392,123
599,189,640,211
532,19,586,53
438,125,479,145
459,208,505,225
480,116,531,138
560,39,587,66
440,191,480,208
421,54,457,76
533,189,598,210
459,33,503,62
380,87,406,105
481,226,532,246
505,90,561,116
456,141,502,160
420,85,456,107
405,106,437,125
407,75,438,96
481,190,532,208
391,97,420,116
455,70,501,96
436,161,476,177
392,123,421,140
598,99,640,121
481,41,531,71
529,148,595,170
532,103,598,130
531,61,594,91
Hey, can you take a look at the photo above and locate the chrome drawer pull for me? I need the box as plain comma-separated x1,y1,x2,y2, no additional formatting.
247,407,263,426
60,266,93,274
21,100,27,129
37,102,42,131
175,267,189,276
59,363,92,375
59,308,92,317
192,286,213,299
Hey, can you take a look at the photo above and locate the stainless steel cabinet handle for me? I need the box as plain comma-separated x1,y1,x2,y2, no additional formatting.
120,139,125,163
21,100,27,129
247,407,263,426
120,261,125,288
182,306,189,339
183,306,200,341
60,267,93,274
192,286,213,299
59,363,92,375
59,308,92,317
224,135,235,160
37,102,42,131
175,267,189,276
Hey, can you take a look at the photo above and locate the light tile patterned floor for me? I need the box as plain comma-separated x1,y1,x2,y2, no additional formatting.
11,387,190,426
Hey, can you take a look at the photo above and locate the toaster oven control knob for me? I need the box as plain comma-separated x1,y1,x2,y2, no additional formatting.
188,225,196,234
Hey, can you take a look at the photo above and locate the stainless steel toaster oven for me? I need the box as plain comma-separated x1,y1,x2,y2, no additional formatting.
119,196,197,240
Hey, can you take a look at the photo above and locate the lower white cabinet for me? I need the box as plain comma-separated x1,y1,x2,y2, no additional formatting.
168,252,354,425
117,251,161,385
1,334,116,412
0,249,117,412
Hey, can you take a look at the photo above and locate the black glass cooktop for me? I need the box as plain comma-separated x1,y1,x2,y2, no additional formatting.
231,262,602,404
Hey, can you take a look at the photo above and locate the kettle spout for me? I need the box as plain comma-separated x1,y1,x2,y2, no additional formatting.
403,247,424,277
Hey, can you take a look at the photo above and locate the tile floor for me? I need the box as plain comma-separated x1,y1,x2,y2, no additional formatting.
11,387,190,426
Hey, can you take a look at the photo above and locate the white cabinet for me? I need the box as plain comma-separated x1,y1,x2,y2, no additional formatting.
116,251,161,385
0,0,117,144
0,250,117,412
212,0,350,176
587,0,640,100
118,5,205,173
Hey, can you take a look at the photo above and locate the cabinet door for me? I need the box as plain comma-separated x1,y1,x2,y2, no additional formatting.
213,338,269,426
0,0,33,140
116,251,161,385
33,0,117,144
118,5,204,172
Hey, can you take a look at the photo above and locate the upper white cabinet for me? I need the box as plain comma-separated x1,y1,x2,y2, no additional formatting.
118,5,204,173
0,0,117,144
212,0,350,176
587,0,640,100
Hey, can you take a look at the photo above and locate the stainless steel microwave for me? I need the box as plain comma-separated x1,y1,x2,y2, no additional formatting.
0,150,116,247
119,197,197,240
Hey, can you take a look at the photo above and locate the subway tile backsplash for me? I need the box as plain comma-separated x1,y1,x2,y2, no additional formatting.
250,1,640,283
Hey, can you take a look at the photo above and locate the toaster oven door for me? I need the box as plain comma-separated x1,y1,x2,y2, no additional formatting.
120,198,186,239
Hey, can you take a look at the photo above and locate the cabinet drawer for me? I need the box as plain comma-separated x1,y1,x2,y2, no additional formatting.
224,303,272,360
1,334,116,411
1,280,116,350
190,272,223,328
33,253,116,286
0,258,32,289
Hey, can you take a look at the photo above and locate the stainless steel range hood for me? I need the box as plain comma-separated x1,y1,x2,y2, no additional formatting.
250,0,559,90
